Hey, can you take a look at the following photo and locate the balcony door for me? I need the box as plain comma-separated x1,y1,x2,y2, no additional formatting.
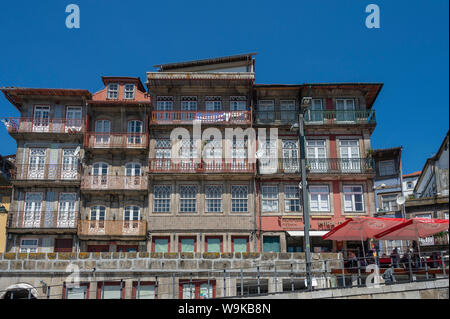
61,149,78,180
125,163,141,189
95,120,110,145
336,99,356,122
33,105,50,132
282,140,299,173
65,107,82,132
232,139,247,171
306,99,323,123
124,206,140,232
203,139,222,171
155,139,171,170
89,206,105,232
24,193,43,228
306,140,327,172
28,148,46,179
58,193,76,228
128,120,143,145
92,163,108,188
339,140,361,172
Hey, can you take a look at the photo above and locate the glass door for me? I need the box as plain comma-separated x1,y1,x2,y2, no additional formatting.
306,140,327,172
127,120,143,145
340,140,361,172
95,120,110,146
282,140,299,172
33,106,50,132
336,99,356,122
24,193,43,228
58,193,76,228
66,107,82,132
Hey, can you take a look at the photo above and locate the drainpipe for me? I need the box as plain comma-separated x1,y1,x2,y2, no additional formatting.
253,178,259,252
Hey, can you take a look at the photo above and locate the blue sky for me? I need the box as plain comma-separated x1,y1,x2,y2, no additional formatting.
0,0,448,174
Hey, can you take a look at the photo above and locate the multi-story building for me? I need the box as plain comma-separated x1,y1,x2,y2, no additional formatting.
1,53,383,254
402,171,421,199
1,155,14,252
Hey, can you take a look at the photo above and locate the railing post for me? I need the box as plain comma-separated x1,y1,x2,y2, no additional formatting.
324,260,328,289
257,266,261,295
47,286,50,299
274,265,277,293
240,268,244,296
223,269,226,297
441,251,446,278
357,259,362,286
189,273,193,300
290,263,295,292
120,280,123,299
172,273,176,299
341,258,346,288
425,260,429,280
408,254,414,282
102,281,105,299
155,276,158,299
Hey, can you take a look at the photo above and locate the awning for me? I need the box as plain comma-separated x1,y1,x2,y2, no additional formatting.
374,218,449,240
287,231,328,237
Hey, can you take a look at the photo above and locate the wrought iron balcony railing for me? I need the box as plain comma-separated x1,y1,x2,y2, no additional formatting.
150,111,252,125
77,220,147,238
85,133,148,149
3,118,84,134
81,175,148,190
306,158,374,174
11,164,80,181
149,158,256,173
258,158,301,174
8,211,79,230
304,110,376,125
255,111,299,124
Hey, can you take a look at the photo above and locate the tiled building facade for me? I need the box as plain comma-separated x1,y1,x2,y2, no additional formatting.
1,53,382,254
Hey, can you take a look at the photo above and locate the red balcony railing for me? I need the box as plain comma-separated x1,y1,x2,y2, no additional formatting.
3,118,84,134
85,133,148,149
77,220,147,238
81,175,148,190
150,111,252,125
149,158,256,173
8,211,79,230
11,164,80,181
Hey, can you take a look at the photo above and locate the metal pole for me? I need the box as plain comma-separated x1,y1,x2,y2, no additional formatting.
240,268,244,296
257,266,261,295
223,269,226,297
28,288,31,299
424,260,429,280
47,286,50,299
155,276,158,299
189,273,193,300
137,278,141,299
102,281,105,299
441,251,446,278
357,259,362,286
324,260,329,289
120,280,123,299
172,273,176,299
274,265,277,293
290,263,295,292
408,254,413,282
299,111,312,291
341,258,346,288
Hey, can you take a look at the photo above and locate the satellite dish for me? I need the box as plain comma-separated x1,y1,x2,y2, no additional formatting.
73,146,81,157
396,196,406,205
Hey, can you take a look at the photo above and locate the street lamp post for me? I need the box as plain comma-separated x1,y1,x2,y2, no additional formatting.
299,97,312,291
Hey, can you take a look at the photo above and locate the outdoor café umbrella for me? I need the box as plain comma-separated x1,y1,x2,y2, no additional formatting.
322,217,405,258
374,218,449,266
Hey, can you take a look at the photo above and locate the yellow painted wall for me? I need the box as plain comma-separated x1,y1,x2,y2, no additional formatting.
0,195,11,253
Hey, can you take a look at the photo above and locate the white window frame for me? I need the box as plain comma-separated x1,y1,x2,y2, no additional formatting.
107,83,119,100
343,185,365,212
258,100,275,122
379,160,396,176
153,185,171,213
381,194,399,211
205,100,222,111
180,185,197,213
309,185,330,212
231,185,248,213
205,185,222,213
262,185,278,212
284,185,300,212
123,84,135,100
19,238,38,253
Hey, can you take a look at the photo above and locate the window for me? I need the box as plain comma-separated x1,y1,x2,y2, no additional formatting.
124,84,135,99
127,120,143,144
407,182,413,189
309,186,330,212
65,106,82,131
205,97,222,111
258,100,274,122
205,185,222,213
416,213,431,219
55,239,73,253
206,237,222,253
92,163,108,187
231,185,248,212
232,237,248,253
282,140,299,172
339,140,361,172
445,212,449,220
181,97,197,111
153,185,171,212
307,140,327,172
179,237,196,253
336,99,356,122
20,239,38,253
379,160,396,176
90,206,106,229
33,105,50,132
280,100,296,122
306,99,323,122
124,206,139,229
263,236,280,252
285,185,300,212
259,138,277,173
132,282,156,299
343,185,364,212
156,97,173,111
153,237,169,253
24,192,43,228
28,148,46,179
107,84,119,99
180,280,215,299
61,148,78,180
95,120,111,145
381,194,399,211
262,186,278,212
180,186,197,213
230,97,246,111
58,193,76,228
97,282,123,299
64,283,89,299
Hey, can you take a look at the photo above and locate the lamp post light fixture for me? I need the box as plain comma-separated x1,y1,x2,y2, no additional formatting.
299,95,312,291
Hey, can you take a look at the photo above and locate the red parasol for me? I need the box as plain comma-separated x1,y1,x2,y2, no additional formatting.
374,218,449,240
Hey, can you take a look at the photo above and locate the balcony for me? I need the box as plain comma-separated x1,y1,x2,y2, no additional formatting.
3,118,84,135
150,111,252,125
304,110,376,125
85,133,148,149
258,158,300,174
11,164,80,185
81,175,148,191
255,112,299,125
149,158,256,174
306,158,374,174
7,211,78,234
77,220,147,240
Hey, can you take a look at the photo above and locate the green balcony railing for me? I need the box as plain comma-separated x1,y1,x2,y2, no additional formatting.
304,110,376,125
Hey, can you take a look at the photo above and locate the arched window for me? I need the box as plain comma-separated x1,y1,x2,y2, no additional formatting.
89,206,106,230
124,206,140,229
125,163,141,176
92,163,108,187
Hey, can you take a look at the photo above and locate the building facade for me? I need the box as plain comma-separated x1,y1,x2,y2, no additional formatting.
0,155,14,252
1,53,383,254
